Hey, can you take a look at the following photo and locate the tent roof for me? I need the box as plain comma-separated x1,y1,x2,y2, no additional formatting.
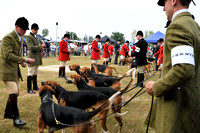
37,34,49,41
99,35,117,43
145,31,165,43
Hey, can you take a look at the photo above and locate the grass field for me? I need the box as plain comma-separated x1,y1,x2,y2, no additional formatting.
0,55,158,133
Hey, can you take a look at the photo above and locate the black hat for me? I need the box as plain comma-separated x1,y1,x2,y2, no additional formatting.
106,39,110,42
15,17,29,30
157,0,164,6
95,35,101,39
31,23,39,30
158,0,196,6
159,38,164,42
117,39,121,42
126,40,129,43
64,34,70,39
136,30,143,37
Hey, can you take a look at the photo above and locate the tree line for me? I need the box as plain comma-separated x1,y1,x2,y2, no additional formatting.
41,29,154,44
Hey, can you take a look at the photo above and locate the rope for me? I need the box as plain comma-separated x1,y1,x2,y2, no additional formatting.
125,71,158,93
146,96,154,133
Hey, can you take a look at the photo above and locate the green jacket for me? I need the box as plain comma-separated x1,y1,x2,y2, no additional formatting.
0,30,24,82
148,12,200,133
26,33,43,66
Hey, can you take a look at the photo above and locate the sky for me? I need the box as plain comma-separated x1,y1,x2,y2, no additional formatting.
0,0,199,41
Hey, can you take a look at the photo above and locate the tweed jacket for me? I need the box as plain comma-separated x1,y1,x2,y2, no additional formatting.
26,33,43,66
148,12,200,133
0,30,24,82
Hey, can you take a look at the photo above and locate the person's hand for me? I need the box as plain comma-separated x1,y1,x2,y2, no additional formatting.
41,43,46,47
21,62,27,68
145,81,155,96
24,58,35,64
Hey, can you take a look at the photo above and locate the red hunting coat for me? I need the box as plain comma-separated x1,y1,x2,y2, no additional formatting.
154,44,164,64
91,40,100,60
108,45,114,55
102,42,109,58
119,43,129,56
58,40,70,61
131,45,136,54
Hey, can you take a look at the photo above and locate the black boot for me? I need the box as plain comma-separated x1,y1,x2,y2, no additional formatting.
33,75,39,90
118,60,122,66
27,76,35,94
4,100,12,119
103,61,105,65
59,67,62,78
62,67,66,78
137,73,144,87
9,94,26,127
106,61,108,65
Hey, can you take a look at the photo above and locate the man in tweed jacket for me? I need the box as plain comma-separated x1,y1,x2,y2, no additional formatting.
0,17,35,127
26,23,46,94
145,0,200,132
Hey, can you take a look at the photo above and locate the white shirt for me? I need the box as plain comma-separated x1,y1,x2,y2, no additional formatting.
172,9,188,21
15,30,21,42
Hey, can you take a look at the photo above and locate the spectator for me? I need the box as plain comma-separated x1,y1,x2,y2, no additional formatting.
114,39,120,65
50,42,56,56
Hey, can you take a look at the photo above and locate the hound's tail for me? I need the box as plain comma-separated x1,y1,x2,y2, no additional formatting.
119,68,136,81
110,67,121,76
88,91,121,118
120,68,136,95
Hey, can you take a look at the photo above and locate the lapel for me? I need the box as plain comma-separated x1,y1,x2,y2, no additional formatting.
30,32,38,41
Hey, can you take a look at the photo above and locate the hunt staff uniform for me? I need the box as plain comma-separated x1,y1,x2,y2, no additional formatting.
102,42,109,65
131,35,148,87
58,38,70,78
91,40,100,63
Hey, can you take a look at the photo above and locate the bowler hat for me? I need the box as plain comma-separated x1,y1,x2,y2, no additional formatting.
64,34,70,39
136,30,143,37
31,23,39,30
96,35,101,39
159,38,164,42
157,0,164,6
158,0,196,6
106,39,110,42
126,40,129,43
15,17,29,30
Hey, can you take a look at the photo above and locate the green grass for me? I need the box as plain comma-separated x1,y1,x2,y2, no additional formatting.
0,55,157,133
